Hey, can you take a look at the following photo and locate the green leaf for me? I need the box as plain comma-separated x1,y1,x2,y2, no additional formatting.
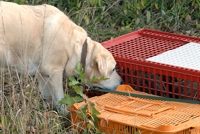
20,0,25,4
77,105,88,120
123,9,128,15
141,0,148,7
136,3,142,10
84,15,90,25
161,10,166,16
91,104,100,115
135,18,140,25
59,96,68,105
88,0,96,6
72,85,83,95
91,104,100,126
79,73,85,83
74,62,84,75
68,77,80,86
69,76,76,81
73,96,84,103
196,20,200,28
87,76,109,84
98,0,103,6
14,0,19,4
13,0,25,4
77,1,82,8
155,3,159,9
59,0,63,5
59,94,83,106
99,76,109,81
146,11,151,23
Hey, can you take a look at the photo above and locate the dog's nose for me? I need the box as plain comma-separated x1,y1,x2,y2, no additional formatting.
120,80,124,84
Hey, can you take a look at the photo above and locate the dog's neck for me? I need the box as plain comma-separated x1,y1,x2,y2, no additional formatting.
81,38,88,71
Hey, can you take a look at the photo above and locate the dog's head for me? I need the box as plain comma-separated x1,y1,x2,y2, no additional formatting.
84,39,123,91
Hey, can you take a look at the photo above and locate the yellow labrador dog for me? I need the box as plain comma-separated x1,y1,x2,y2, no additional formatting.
0,2,123,113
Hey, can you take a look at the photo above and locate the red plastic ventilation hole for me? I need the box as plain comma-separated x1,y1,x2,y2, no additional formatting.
108,36,186,60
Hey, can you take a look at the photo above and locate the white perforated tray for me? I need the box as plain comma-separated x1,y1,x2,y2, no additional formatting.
146,42,200,71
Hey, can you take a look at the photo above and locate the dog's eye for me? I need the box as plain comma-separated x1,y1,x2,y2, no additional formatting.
113,65,117,71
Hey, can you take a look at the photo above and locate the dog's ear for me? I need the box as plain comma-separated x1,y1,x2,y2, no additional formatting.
95,53,109,76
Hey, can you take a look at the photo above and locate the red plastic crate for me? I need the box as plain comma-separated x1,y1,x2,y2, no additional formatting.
102,29,200,100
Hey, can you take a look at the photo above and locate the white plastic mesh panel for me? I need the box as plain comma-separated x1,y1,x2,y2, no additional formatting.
146,42,200,71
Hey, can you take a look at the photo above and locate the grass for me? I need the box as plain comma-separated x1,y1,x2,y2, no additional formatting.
61,0,200,42
1,0,200,133
1,70,71,134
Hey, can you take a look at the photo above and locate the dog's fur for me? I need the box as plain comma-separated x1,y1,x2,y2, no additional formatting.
0,1,123,113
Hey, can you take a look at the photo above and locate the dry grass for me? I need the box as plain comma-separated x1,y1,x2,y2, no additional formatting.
0,69,72,134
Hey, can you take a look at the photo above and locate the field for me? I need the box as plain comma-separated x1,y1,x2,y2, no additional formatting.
1,0,200,133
